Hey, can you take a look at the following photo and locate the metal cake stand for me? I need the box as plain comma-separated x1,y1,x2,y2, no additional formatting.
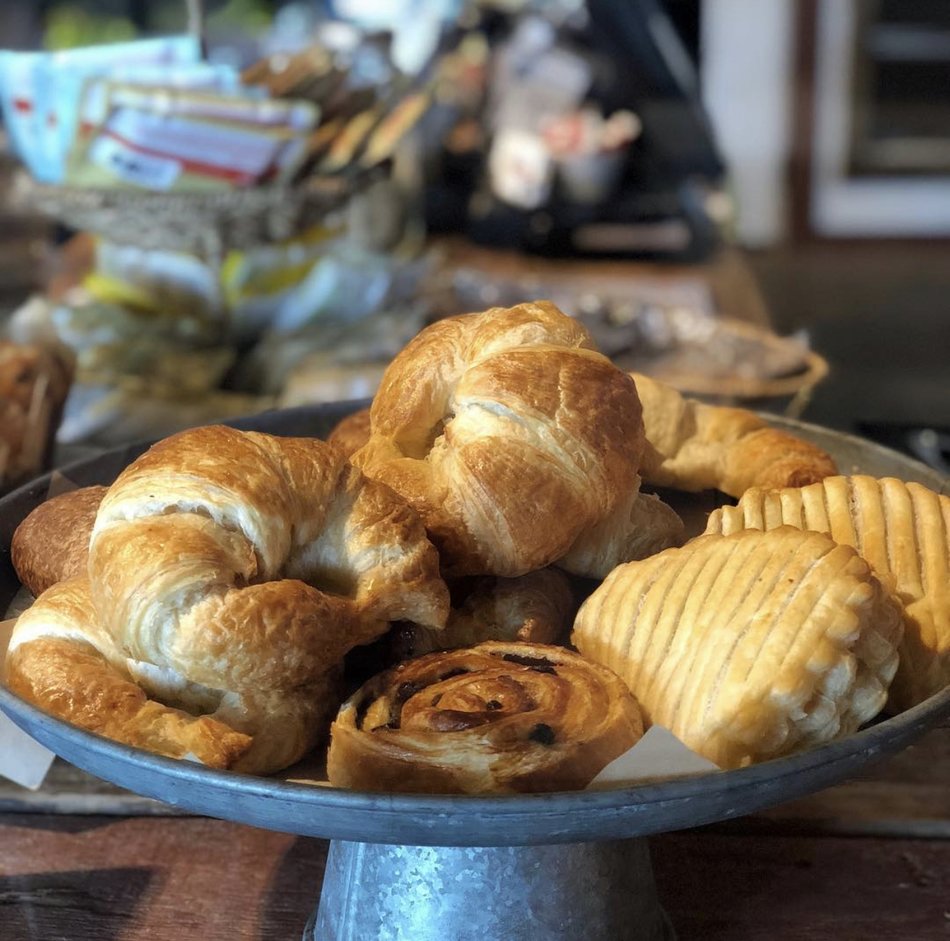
2,403,948,941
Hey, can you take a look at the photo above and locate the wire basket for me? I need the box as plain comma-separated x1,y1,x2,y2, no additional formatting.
10,0,380,259
15,173,364,259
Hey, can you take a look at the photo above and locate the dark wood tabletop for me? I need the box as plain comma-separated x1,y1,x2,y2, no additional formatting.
3,718,949,940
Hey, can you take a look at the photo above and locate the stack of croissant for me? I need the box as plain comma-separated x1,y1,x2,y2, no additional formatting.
5,301,948,793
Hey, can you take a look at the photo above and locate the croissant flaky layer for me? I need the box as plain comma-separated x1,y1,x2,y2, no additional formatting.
632,372,838,497
328,641,644,793
351,301,682,579
572,527,904,769
705,475,950,711
6,578,255,769
7,425,449,774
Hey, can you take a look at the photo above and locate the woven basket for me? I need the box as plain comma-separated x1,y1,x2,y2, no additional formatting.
621,315,832,418
16,173,362,258
11,0,379,258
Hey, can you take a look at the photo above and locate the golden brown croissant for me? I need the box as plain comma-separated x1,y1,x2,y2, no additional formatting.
328,641,644,793
572,527,903,769
8,425,449,773
6,578,255,768
12,486,106,597
328,407,371,459
632,372,837,498
705,475,950,711
351,301,682,579
391,568,575,660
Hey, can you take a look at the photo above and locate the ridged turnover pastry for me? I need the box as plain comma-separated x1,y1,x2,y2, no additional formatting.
350,301,683,579
6,425,449,773
705,475,950,711
328,641,644,793
572,527,903,769
633,372,837,498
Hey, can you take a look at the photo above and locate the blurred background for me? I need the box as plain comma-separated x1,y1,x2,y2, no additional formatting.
0,0,947,489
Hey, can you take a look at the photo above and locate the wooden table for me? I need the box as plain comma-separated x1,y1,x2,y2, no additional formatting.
3,718,949,940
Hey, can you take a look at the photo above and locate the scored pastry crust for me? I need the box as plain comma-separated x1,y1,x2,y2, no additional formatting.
572,527,903,769
390,568,576,661
705,475,950,711
7,425,449,773
328,641,643,794
632,372,838,498
12,485,106,597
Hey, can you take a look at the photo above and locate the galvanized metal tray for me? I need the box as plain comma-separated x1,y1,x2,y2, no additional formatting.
1,403,947,940
1,401,948,845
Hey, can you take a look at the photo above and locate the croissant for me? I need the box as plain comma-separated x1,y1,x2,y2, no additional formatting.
572,527,903,769
705,475,950,711
390,568,575,661
12,486,106,597
328,641,644,793
6,578,256,768
328,407,372,459
632,372,837,497
350,301,682,579
7,425,450,773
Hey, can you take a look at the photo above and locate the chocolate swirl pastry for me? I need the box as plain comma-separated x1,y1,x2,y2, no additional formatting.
327,641,644,794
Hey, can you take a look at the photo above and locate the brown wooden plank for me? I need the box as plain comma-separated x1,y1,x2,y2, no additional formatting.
653,831,950,941
3,814,950,940
0,814,320,941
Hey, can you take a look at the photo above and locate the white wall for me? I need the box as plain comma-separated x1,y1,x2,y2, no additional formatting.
700,0,795,247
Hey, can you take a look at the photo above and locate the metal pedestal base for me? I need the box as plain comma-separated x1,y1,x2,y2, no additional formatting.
308,838,675,941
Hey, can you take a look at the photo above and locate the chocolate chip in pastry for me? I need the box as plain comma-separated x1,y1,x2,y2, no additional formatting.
328,641,644,793
705,475,950,711
573,527,904,769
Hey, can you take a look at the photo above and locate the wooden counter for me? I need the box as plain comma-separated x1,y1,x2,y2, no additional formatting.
2,719,949,939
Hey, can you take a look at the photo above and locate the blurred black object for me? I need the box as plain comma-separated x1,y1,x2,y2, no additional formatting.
426,0,725,261
859,423,950,477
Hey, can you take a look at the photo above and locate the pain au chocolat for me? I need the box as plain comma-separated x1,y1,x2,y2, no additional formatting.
705,475,950,711
572,527,903,769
